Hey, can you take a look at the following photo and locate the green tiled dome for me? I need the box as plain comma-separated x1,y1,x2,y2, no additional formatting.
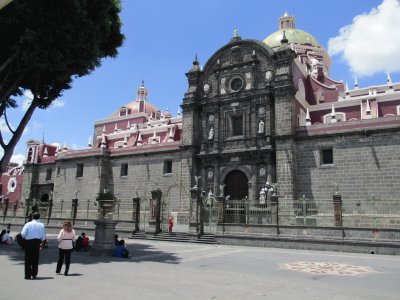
263,29,321,48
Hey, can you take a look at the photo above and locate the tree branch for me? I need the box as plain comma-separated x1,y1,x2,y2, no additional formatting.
3,108,15,134
0,97,38,174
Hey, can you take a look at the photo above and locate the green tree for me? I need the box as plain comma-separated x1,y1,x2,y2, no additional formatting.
0,0,124,172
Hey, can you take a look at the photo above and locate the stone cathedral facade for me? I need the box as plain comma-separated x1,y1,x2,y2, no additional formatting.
16,13,400,228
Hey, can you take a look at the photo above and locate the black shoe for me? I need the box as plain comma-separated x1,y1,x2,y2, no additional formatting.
24,277,31,280
64,273,68,276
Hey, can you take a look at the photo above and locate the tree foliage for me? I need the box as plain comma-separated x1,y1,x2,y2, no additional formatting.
0,0,124,172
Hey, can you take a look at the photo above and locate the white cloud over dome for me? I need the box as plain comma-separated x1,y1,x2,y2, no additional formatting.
10,154,26,166
328,0,400,76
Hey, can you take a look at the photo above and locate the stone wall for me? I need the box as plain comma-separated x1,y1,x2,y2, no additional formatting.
296,128,400,202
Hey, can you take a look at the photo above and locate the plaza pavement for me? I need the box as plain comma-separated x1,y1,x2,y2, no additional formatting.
1,232,400,300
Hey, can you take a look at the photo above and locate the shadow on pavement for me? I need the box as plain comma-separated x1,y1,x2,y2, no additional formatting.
0,237,181,266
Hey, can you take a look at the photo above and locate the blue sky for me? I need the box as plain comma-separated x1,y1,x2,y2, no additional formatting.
3,0,400,165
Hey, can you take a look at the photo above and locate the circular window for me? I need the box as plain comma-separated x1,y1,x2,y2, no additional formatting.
230,77,243,92
7,177,17,193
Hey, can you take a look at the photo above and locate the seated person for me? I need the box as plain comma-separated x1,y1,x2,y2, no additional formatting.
114,234,119,246
1,229,12,244
82,232,90,251
75,234,84,251
113,239,129,258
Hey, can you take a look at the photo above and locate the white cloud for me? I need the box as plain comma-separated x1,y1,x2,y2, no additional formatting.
10,154,25,166
0,118,12,135
328,0,400,76
21,90,65,110
22,90,33,111
50,99,65,108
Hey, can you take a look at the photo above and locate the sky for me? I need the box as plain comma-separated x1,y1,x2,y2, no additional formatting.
2,0,400,166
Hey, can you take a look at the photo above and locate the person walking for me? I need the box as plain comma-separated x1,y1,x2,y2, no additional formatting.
56,220,76,276
167,215,174,236
21,212,46,280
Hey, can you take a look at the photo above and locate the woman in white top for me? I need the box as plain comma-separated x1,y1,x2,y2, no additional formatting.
56,220,76,276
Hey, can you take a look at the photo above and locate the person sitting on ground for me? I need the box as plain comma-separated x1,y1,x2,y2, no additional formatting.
74,234,83,251
114,234,119,246
82,232,90,251
113,239,129,258
1,229,12,244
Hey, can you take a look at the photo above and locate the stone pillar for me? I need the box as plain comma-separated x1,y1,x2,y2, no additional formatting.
24,198,32,223
47,197,53,225
90,220,118,256
3,197,9,221
270,193,279,234
333,193,343,227
189,187,200,235
71,198,78,225
148,189,162,234
132,197,141,233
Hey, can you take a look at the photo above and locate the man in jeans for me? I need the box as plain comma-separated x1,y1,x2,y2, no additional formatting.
21,212,46,279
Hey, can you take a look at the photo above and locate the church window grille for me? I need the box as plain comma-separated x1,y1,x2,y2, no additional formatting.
232,116,243,136
46,169,52,181
120,163,128,176
76,164,84,178
321,148,333,165
164,160,172,174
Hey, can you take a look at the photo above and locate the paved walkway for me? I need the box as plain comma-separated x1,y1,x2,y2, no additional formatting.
1,233,400,300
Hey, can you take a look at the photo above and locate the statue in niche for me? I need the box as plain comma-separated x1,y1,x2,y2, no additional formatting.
258,119,265,134
208,127,214,140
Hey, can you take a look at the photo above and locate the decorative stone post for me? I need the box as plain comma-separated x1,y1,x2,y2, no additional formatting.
24,198,32,223
332,181,343,227
3,196,9,221
90,192,118,256
71,198,78,225
47,195,53,225
270,193,279,235
132,197,141,234
189,186,200,235
333,193,343,227
148,188,162,234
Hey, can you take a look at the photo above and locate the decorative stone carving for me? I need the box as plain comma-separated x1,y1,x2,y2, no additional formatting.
258,119,265,134
208,127,214,140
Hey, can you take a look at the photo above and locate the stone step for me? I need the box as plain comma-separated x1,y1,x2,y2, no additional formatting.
193,234,219,244
151,232,190,243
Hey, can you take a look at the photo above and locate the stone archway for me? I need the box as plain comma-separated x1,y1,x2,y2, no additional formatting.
224,170,248,200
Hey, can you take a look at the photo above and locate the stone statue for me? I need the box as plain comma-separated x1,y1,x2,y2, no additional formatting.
259,188,266,204
193,176,201,189
333,181,340,194
208,127,214,140
258,119,265,134
219,184,225,197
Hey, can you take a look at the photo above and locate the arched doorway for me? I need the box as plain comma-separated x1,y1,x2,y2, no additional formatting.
224,170,248,200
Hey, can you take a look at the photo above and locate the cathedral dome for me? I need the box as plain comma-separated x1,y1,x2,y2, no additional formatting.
263,12,321,49
263,28,321,48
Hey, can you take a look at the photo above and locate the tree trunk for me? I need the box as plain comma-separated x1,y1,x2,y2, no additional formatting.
0,100,37,174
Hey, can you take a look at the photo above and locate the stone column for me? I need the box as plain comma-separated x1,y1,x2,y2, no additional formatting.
71,198,78,225
271,193,279,234
333,193,343,227
148,189,162,234
189,187,200,235
132,197,141,233
90,219,118,256
2,197,9,221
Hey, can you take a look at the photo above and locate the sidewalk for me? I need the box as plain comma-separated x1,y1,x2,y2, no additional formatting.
1,234,400,300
